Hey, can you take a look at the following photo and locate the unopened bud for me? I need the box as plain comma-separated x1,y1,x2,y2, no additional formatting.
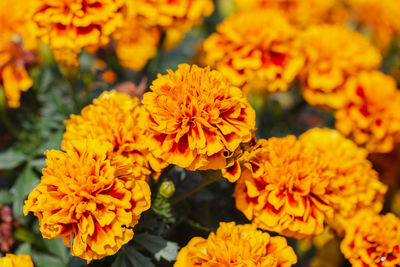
159,180,175,199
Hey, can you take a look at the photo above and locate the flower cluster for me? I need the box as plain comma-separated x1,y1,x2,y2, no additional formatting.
299,24,382,109
203,10,304,94
24,140,151,262
175,222,297,266
0,254,33,267
142,64,255,171
299,128,387,233
335,71,400,153
341,211,400,267
63,90,165,180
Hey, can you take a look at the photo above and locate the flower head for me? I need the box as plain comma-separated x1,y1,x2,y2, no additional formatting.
0,254,33,267
142,64,255,171
175,222,297,267
0,41,36,108
347,0,400,50
341,211,400,267
31,0,125,65
299,128,387,233
335,70,400,153
299,25,381,109
23,139,151,262
234,136,335,238
63,90,165,180
203,10,304,94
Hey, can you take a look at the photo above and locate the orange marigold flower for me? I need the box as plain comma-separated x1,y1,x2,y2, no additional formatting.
0,254,33,267
234,136,334,238
113,16,160,71
299,25,382,109
175,222,297,267
63,90,166,180
130,0,214,49
347,0,400,50
202,10,305,94
0,41,36,108
142,64,255,171
31,0,125,65
341,211,400,267
299,128,387,233
335,70,400,153
234,0,349,27
23,139,151,262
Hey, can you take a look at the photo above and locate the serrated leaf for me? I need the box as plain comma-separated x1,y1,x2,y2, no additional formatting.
0,149,27,170
32,251,67,267
125,246,156,267
0,190,13,205
133,233,179,262
44,238,68,263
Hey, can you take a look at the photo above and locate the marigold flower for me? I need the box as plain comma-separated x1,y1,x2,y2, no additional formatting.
130,0,214,48
0,41,36,108
299,25,381,109
234,136,335,238
0,254,33,267
335,70,400,153
31,0,125,65
202,10,305,94
142,64,255,171
341,211,400,267
63,90,165,180
113,17,160,71
175,222,297,267
23,139,151,262
234,0,349,27
347,0,400,50
299,128,387,233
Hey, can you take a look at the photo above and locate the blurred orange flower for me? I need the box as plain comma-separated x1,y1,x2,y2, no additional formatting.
335,70,400,153
175,222,297,267
203,10,304,94
300,128,387,233
0,41,36,108
63,90,166,180
24,139,151,262
142,64,255,171
234,136,334,238
299,25,381,109
31,0,125,65
0,254,33,267
341,211,400,267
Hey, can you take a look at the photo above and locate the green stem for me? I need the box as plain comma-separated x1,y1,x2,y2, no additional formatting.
171,171,223,205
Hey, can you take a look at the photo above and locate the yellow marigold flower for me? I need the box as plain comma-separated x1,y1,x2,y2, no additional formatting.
234,136,335,238
130,0,214,49
341,211,400,267
347,0,400,50
175,222,297,267
63,90,165,180
234,0,349,27
299,25,382,109
113,17,160,71
299,128,387,233
142,64,255,171
335,70,400,153
0,254,33,267
23,139,151,262
0,41,36,108
202,10,304,94
31,0,125,65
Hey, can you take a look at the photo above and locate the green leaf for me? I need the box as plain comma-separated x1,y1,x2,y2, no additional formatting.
0,149,27,170
124,246,156,267
133,233,179,262
32,251,67,267
15,243,32,255
0,190,13,205
44,238,69,264
31,158,46,172
111,253,129,267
